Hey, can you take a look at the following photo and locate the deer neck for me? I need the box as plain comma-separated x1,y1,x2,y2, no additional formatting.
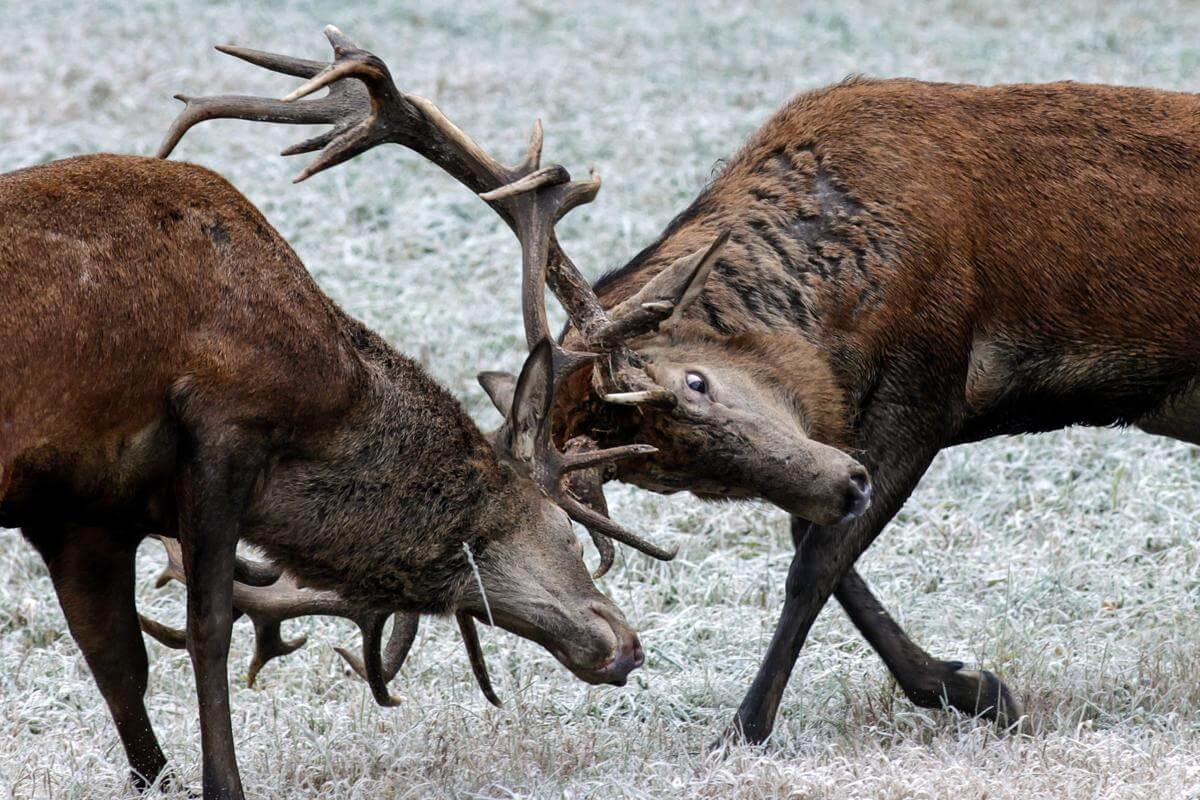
246,330,513,613
595,143,900,345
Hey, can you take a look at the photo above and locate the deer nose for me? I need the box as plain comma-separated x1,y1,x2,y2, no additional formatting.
589,603,644,685
595,635,644,686
841,468,872,523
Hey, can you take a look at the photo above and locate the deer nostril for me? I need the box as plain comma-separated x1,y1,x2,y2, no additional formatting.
599,639,642,685
842,470,872,521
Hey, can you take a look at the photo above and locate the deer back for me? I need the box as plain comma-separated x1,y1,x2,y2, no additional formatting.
588,78,1200,437
0,154,361,509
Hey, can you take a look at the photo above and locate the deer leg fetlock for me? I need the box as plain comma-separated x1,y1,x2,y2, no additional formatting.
834,567,1025,730
932,666,1026,731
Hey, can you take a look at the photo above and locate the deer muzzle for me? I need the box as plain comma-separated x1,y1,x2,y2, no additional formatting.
582,601,644,686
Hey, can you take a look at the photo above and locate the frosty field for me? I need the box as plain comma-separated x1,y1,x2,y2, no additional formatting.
3,1,1200,797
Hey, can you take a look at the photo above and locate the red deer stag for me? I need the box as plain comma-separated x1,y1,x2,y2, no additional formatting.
164,27,1199,748
0,65,686,794
556,78,1200,741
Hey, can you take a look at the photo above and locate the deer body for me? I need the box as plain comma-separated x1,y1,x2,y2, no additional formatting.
1,153,646,798
565,78,1200,741
1,155,354,524
587,78,1200,446
2,154,501,605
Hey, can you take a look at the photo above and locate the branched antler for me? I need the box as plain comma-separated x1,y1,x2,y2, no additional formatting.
138,537,500,707
158,25,723,564
158,45,370,163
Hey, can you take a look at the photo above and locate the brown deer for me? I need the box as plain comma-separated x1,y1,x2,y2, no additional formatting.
555,78,1200,742
0,48,709,792
162,27,1200,749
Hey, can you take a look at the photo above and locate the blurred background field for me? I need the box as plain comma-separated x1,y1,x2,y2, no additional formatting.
2,1,1200,797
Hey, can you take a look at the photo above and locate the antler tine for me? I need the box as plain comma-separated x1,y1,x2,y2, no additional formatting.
216,44,328,79
456,612,501,707
350,612,403,706
334,612,418,686
246,617,308,689
156,39,370,160
139,537,408,704
560,443,658,474
562,437,618,578
556,491,679,562
272,25,521,187
137,613,187,649
594,230,732,346
233,552,283,587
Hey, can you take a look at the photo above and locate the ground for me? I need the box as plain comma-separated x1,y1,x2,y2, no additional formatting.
2,1,1200,797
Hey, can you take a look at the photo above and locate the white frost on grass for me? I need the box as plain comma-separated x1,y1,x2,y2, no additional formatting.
3,1,1200,797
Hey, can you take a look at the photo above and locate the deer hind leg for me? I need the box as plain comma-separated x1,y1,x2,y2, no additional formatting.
836,568,1024,729
29,525,171,791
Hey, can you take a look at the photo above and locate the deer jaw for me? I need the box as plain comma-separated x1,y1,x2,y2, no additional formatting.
454,488,643,686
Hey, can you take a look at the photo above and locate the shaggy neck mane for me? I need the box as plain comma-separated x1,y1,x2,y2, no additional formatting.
249,319,516,613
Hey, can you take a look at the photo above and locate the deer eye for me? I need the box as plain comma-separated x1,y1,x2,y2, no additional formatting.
684,371,709,395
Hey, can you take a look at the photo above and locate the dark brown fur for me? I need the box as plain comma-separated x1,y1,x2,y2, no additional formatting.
564,79,1200,741
1,154,639,797
1,155,506,604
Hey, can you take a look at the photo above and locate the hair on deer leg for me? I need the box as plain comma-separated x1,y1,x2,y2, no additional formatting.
27,525,172,792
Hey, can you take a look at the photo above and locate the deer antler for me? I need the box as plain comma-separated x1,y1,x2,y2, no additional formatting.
138,537,500,707
158,25,715,564
158,45,370,163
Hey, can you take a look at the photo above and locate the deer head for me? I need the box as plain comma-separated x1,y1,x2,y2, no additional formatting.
551,245,873,526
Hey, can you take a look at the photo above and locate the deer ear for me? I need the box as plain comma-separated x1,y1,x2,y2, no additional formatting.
507,339,554,462
477,371,517,416
604,230,730,334
664,229,728,324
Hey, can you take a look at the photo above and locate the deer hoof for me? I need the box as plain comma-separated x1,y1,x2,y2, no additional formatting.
949,666,1028,733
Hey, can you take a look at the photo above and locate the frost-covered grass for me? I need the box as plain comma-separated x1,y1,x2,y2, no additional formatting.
4,1,1200,797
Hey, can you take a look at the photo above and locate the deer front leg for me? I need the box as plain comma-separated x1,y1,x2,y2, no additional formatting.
836,568,1024,729
726,438,937,745
176,429,266,800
